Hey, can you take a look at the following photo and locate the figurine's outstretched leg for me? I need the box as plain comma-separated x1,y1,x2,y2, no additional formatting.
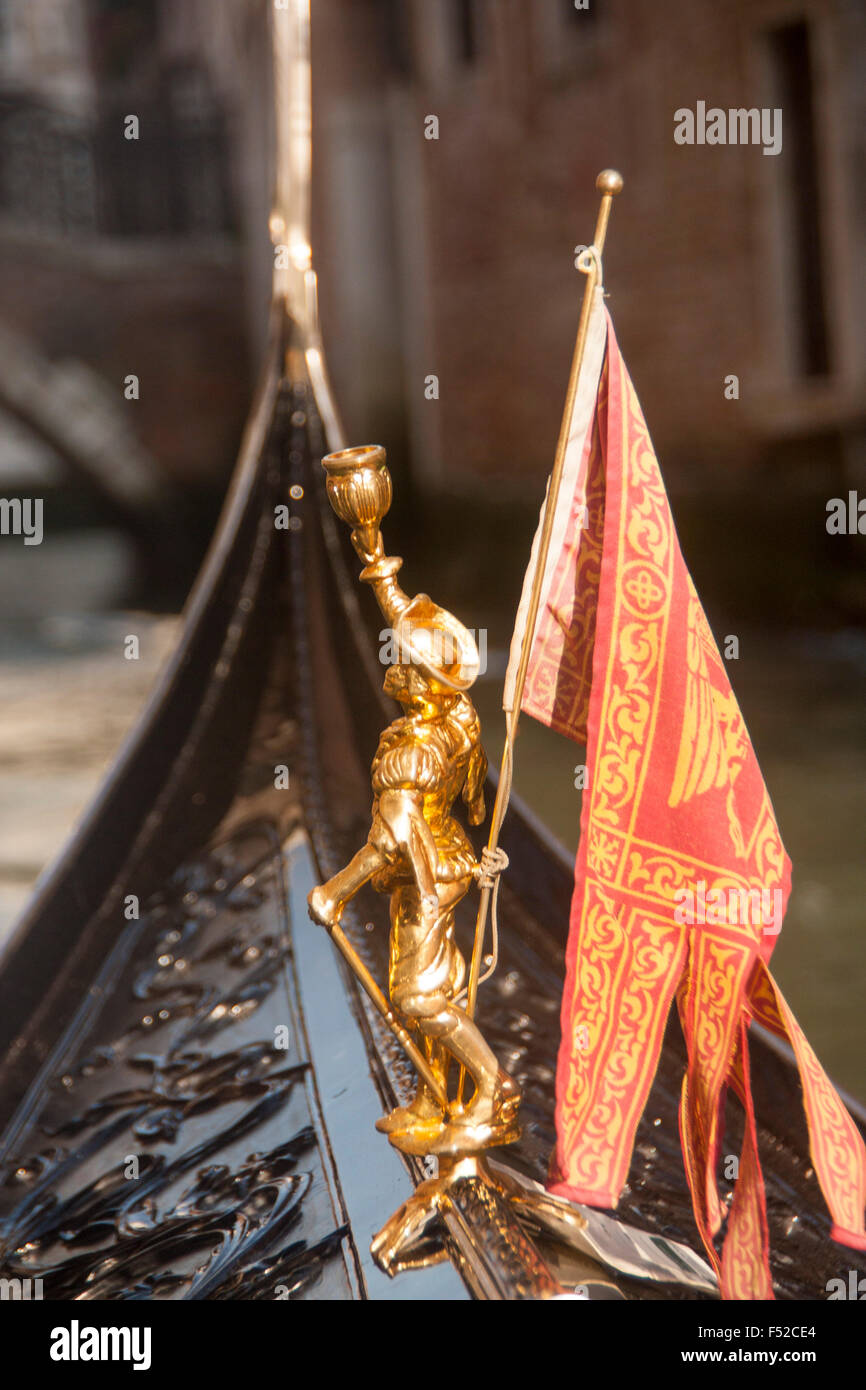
377,886,461,1134
386,1001,519,1154
419,1005,519,1119
384,887,520,1156
375,1035,447,1133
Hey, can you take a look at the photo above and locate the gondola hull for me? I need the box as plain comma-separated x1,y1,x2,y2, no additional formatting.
0,310,863,1301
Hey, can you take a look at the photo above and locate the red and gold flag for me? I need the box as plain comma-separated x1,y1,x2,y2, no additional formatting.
505,291,866,1298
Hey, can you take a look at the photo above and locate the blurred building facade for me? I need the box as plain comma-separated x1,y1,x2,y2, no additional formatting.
0,0,265,504
0,1,863,616
311,0,866,616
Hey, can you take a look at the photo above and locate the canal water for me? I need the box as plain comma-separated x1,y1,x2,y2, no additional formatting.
0,532,178,946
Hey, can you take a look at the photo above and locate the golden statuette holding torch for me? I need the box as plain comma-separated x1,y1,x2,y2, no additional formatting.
307,444,520,1164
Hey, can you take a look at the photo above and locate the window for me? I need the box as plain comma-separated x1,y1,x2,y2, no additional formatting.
765,21,829,377
537,0,607,81
562,0,598,25
453,0,479,65
381,0,413,80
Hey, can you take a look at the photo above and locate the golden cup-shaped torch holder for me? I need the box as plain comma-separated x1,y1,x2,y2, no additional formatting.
321,444,391,563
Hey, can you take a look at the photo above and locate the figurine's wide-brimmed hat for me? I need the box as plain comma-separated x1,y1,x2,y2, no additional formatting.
394,594,480,693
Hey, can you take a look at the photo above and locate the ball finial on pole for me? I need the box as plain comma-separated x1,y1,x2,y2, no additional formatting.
596,168,624,197
592,169,623,257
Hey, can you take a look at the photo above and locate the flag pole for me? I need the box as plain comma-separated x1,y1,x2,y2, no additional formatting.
461,170,624,1050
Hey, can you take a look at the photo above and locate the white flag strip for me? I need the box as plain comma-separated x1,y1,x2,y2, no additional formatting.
502,285,609,713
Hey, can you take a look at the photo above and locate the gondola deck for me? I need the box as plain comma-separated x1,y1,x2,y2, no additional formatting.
1,318,863,1299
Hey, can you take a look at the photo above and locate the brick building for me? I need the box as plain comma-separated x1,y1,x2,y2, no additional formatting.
0,1,862,614
0,0,260,496
310,1,866,549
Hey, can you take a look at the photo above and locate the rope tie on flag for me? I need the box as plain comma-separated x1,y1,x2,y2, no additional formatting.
478,844,510,890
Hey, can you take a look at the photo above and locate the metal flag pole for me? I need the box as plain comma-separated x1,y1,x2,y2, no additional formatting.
462,170,624,1045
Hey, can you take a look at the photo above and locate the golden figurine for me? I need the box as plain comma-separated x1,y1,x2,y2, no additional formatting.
307,445,520,1160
